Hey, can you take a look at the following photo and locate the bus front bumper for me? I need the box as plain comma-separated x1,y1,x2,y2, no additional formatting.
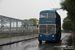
38,34,56,41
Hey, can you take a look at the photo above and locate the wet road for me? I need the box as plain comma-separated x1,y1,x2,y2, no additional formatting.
0,33,73,50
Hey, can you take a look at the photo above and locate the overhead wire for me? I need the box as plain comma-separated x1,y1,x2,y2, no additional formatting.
48,0,55,9
53,0,63,17
49,0,65,19
53,0,66,28
49,0,64,26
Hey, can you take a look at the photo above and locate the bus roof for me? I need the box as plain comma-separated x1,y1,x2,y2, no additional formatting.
40,10,56,13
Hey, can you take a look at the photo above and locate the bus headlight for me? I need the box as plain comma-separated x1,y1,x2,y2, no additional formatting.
52,35,54,37
40,35,42,37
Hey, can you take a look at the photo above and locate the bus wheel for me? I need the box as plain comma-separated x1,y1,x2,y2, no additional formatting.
58,38,61,42
39,41,42,44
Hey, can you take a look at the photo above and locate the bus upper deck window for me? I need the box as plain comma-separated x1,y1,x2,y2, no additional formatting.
48,13,55,18
40,13,47,18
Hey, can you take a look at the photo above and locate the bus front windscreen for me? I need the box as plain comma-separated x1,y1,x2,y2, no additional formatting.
39,25,55,34
40,25,46,33
48,25,55,34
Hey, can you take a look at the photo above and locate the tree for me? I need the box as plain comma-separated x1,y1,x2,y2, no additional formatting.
63,17,71,22
62,17,73,30
28,18,39,26
23,18,38,27
23,19,28,27
24,19,28,21
61,0,75,30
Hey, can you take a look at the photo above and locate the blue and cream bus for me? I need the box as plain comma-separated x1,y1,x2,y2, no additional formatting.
38,10,61,43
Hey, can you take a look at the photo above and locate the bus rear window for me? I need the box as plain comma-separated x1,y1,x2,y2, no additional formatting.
48,13,55,18
40,13,47,18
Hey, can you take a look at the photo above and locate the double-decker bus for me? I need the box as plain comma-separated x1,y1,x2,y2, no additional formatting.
38,10,61,43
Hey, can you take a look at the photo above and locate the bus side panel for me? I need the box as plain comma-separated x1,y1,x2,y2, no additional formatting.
56,12,61,41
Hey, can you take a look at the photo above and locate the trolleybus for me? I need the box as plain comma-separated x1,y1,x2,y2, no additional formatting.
38,10,61,43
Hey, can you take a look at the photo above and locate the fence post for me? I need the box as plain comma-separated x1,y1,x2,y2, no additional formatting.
9,19,11,42
26,23,27,32
21,21,23,32
1,17,3,32
16,20,18,32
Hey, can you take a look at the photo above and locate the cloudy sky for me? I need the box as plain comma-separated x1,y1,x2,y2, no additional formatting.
0,0,67,26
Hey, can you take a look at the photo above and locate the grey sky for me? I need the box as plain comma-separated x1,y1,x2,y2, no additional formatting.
0,0,67,27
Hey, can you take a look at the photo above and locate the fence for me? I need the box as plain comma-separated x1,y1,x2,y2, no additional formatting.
0,15,38,39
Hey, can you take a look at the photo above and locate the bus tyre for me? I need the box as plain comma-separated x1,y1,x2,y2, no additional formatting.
39,41,42,44
56,39,58,42
56,38,60,42
58,38,61,42
58,39,60,42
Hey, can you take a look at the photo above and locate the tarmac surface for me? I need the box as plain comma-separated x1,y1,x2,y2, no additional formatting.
0,33,74,50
